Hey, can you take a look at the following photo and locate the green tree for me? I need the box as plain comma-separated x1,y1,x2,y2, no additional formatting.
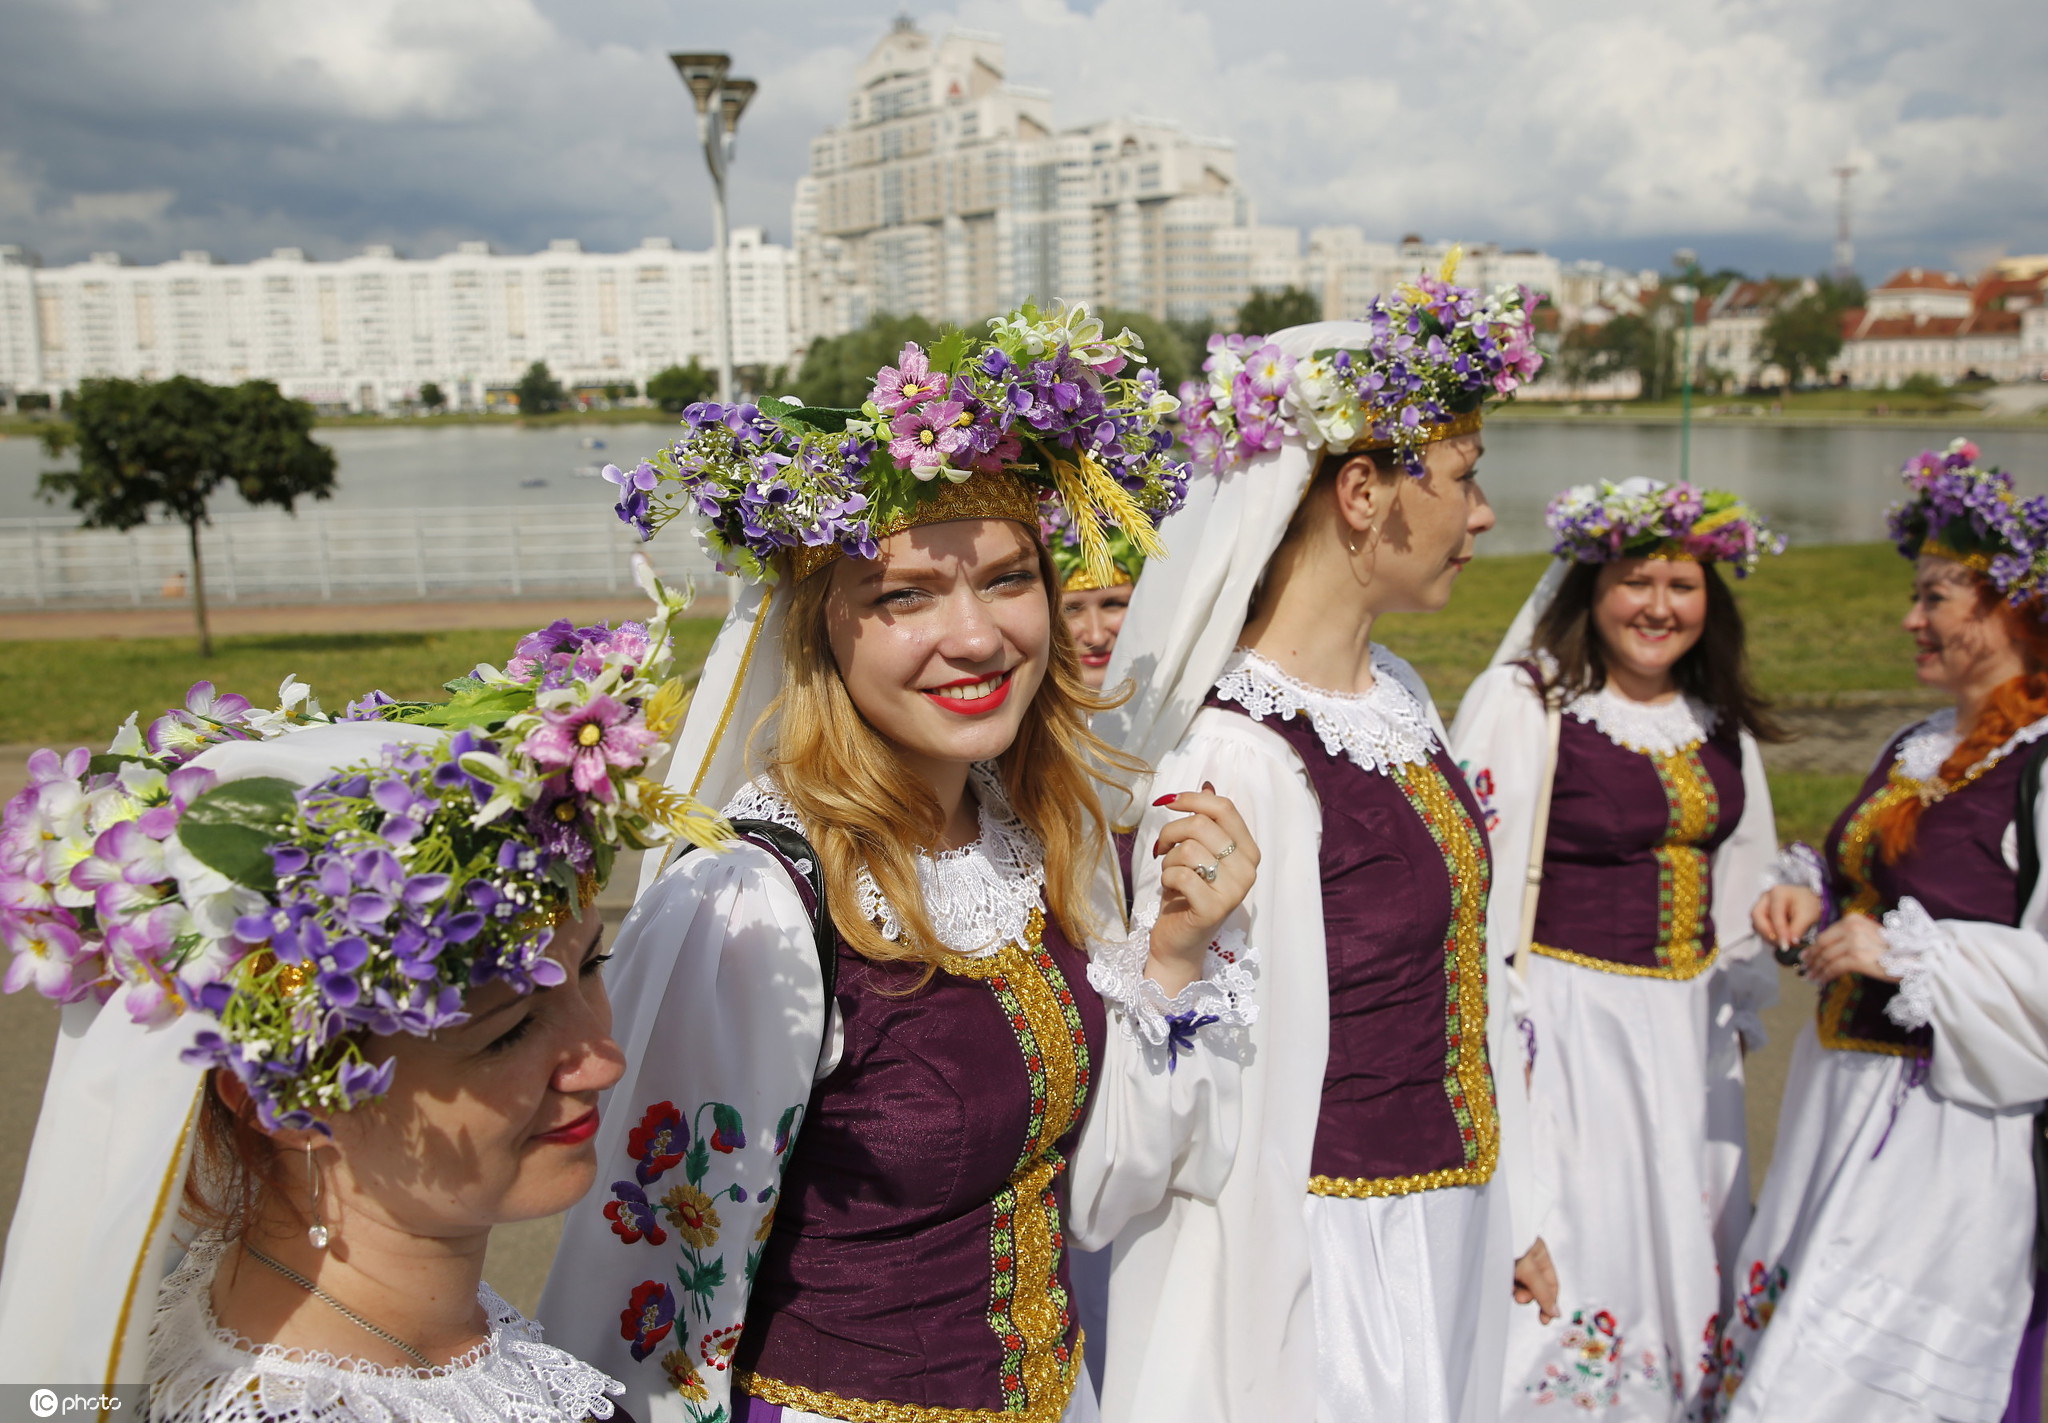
1761,292,1847,391
513,361,566,415
646,360,716,413
789,313,947,409
1099,309,1198,392
1234,286,1322,337
1557,312,1680,400
40,377,335,655
418,381,447,412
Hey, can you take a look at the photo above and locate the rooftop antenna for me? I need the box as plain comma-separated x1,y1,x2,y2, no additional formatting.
1832,164,1858,281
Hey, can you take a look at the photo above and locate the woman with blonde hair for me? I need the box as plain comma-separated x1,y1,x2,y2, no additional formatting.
1720,440,2048,1422
543,306,1259,1423
0,572,723,1421
1449,479,1783,1419
1094,267,1551,1422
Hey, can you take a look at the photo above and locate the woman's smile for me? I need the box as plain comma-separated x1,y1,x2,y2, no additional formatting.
921,670,1015,714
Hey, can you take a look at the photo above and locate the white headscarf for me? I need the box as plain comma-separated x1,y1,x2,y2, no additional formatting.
1095,320,1375,820
0,721,443,1387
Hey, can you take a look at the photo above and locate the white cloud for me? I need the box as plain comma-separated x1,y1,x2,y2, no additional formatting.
0,0,2039,276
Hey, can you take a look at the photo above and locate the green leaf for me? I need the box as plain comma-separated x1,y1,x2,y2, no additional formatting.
926,327,972,374
684,1135,710,1185
86,752,171,777
387,683,531,730
758,395,859,434
178,776,299,888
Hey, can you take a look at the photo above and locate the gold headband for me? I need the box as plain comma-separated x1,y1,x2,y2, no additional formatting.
1917,538,1994,574
1325,406,1486,461
786,471,1041,583
1060,566,1136,593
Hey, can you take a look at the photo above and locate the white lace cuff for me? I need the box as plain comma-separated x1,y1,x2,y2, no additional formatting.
1879,896,1950,1031
1086,896,1260,1049
1761,842,1827,899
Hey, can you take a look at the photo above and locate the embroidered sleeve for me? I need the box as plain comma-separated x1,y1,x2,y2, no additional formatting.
1086,892,1259,1049
1880,896,1952,1031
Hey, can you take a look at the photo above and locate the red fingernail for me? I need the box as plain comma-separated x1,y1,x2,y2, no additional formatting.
1151,839,1162,857
1152,794,1178,806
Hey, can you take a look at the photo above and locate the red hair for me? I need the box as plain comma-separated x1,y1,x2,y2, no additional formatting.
1876,588,2048,862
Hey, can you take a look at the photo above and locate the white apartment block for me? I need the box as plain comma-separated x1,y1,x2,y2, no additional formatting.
792,20,1303,341
0,232,803,412
1304,229,1564,324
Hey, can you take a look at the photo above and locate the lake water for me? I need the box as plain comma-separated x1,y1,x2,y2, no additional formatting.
7,418,2048,555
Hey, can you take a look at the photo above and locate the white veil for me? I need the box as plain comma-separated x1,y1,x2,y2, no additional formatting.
1485,559,1570,672
1096,321,1377,820
0,721,441,1387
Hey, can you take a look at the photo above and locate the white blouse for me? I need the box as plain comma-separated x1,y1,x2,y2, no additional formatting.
147,1239,623,1423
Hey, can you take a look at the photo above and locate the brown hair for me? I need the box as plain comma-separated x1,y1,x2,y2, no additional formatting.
1530,559,1785,742
763,532,1143,980
182,1072,295,1242
1875,587,2048,862
1248,448,1400,619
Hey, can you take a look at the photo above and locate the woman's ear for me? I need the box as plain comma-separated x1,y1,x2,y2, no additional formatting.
1331,453,1387,538
214,1069,332,1157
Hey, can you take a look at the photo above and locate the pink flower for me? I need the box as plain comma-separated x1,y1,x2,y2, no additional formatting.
2,911,91,1001
69,820,170,921
520,696,659,801
888,402,970,475
1242,344,1296,401
873,344,946,415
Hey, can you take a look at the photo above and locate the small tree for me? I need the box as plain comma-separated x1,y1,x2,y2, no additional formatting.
418,381,447,412
513,361,566,415
1761,293,1846,392
1235,286,1322,337
40,376,336,655
646,361,717,413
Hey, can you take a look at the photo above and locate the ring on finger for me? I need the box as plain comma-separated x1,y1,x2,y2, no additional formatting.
1195,862,1219,884
1217,842,1237,859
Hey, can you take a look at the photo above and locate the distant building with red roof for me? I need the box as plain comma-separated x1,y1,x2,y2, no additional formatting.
1836,261,2048,386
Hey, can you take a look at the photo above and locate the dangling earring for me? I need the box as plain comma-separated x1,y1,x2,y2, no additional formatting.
306,1143,330,1250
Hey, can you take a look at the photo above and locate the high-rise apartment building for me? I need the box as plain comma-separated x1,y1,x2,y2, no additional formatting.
0,232,802,411
792,20,1302,341
1304,229,1563,323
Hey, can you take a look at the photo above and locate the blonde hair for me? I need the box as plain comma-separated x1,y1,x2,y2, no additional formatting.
761,532,1142,978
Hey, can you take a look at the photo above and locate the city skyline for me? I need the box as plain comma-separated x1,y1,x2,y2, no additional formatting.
1,0,2041,284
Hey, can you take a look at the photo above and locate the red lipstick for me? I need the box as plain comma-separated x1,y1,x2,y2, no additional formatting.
921,670,1014,715
534,1107,599,1146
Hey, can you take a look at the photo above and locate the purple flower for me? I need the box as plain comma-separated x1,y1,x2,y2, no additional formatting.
887,401,970,474
872,343,944,415
147,681,254,763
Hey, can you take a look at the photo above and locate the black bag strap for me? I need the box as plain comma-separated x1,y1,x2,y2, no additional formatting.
2014,741,2048,1273
673,817,837,1001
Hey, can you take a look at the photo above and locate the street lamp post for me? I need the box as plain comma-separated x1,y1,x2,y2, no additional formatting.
671,53,757,405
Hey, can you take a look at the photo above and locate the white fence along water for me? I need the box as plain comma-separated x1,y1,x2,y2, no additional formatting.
0,504,718,609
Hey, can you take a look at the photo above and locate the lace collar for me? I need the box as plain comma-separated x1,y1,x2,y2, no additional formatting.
1895,706,2048,786
1212,645,1438,774
146,1238,623,1423
724,764,1046,959
1564,683,1719,758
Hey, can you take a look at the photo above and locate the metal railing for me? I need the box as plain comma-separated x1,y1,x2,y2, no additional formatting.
0,504,720,609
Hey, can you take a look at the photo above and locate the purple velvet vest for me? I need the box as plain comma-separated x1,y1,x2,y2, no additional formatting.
1531,711,1745,979
1206,693,1500,1196
733,907,1105,1422
1817,727,2029,1056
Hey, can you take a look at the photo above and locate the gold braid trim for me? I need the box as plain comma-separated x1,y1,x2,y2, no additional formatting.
1309,760,1499,1200
737,1345,1083,1423
1528,941,1719,980
1919,538,1994,574
1059,565,1135,593
1333,406,1486,458
786,472,1040,583
1816,775,1926,1056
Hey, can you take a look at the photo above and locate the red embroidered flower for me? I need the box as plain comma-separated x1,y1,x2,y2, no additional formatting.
621,1280,677,1362
627,1102,688,1185
603,1180,668,1245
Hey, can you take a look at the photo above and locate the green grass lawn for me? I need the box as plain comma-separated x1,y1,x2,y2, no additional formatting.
1767,771,1866,847
1378,541,1924,709
0,620,724,749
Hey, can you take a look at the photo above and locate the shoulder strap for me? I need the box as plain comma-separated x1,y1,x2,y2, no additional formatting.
673,818,837,1000
1516,689,1564,978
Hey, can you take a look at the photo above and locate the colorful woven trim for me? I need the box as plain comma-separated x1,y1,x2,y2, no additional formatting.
786,469,1041,583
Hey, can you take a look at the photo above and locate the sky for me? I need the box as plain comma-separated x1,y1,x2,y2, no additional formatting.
0,0,2041,283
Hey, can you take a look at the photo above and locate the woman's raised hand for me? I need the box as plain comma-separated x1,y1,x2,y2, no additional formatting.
1146,783,1260,994
1752,884,1824,955
1799,912,1896,987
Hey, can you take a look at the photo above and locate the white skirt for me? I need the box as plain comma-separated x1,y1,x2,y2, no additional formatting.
1501,957,1750,1421
1715,1022,2035,1423
1307,1180,1510,1423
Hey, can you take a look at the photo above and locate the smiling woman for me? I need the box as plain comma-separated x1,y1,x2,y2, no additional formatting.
540,303,1264,1423
0,573,729,1422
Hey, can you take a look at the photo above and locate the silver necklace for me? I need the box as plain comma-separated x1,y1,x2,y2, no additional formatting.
242,1243,435,1370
